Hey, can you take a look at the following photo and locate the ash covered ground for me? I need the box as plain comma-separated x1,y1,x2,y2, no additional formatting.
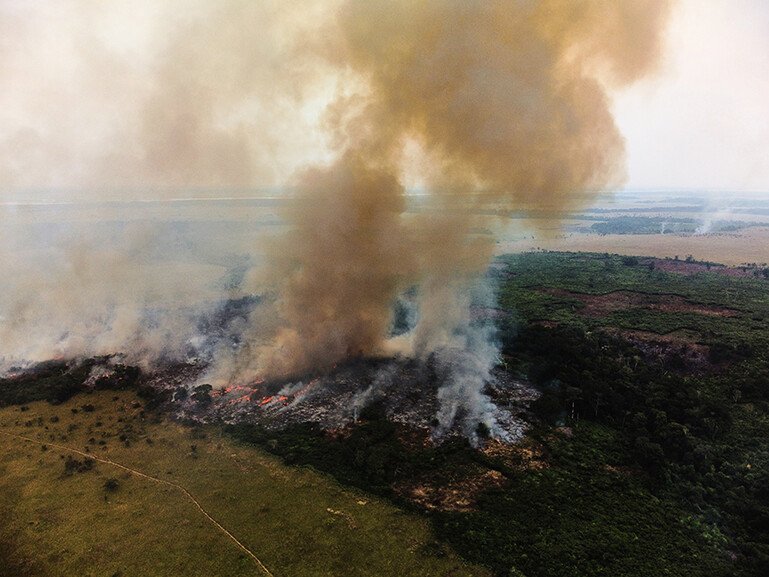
141,357,539,445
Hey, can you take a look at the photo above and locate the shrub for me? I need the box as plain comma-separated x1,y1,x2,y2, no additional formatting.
63,455,95,475
103,478,120,492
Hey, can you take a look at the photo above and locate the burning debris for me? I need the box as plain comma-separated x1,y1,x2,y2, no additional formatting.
162,356,539,447
0,291,536,445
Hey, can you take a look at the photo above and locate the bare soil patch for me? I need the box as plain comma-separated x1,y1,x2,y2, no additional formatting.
603,328,712,372
396,468,507,513
393,438,548,513
541,288,740,318
480,438,548,472
643,258,759,278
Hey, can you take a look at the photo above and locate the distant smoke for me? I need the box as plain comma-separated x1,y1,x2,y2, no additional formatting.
0,1,673,438
695,201,735,235
0,219,224,370
0,1,329,193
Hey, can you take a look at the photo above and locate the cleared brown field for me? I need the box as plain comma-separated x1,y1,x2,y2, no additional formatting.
497,226,769,266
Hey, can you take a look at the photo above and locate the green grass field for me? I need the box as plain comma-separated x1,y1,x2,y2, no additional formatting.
0,391,488,577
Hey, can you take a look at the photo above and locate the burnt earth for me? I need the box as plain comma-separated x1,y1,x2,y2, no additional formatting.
3,355,539,446
161,357,540,444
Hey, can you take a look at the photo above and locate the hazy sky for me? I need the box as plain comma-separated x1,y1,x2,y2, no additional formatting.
0,0,767,199
615,0,769,193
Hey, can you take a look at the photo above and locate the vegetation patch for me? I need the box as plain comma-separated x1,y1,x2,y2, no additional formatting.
2,251,768,576
0,391,485,577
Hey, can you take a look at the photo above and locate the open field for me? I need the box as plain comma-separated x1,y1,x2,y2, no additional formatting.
0,390,487,577
498,227,769,266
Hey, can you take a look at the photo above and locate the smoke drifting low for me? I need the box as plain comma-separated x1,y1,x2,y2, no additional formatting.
0,1,673,439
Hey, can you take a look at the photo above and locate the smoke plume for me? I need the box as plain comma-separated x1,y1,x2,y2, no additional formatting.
245,1,673,437
0,1,673,438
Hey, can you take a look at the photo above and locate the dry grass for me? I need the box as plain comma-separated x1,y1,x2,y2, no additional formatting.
0,391,489,577
497,227,769,266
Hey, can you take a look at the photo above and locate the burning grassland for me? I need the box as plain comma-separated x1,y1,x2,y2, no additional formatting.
1,1,674,449
0,351,539,448
3,249,766,576
169,357,540,447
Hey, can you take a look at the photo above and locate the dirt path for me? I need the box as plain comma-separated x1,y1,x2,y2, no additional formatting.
0,430,274,577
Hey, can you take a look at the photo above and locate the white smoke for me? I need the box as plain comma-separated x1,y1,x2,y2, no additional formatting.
695,200,735,235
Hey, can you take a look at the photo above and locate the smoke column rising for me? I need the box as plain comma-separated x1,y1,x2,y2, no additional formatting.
245,0,673,435
0,1,673,438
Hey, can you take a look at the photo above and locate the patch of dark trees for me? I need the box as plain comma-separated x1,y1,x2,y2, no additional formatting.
226,403,487,497
503,323,769,576
63,455,94,475
0,359,141,407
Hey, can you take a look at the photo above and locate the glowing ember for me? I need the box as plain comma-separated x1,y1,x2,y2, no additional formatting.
259,395,289,407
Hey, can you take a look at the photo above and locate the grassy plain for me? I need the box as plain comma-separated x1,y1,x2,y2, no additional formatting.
497,226,769,266
0,391,487,577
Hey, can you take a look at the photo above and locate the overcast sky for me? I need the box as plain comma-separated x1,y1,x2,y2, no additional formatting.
615,0,769,193
1,0,767,199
